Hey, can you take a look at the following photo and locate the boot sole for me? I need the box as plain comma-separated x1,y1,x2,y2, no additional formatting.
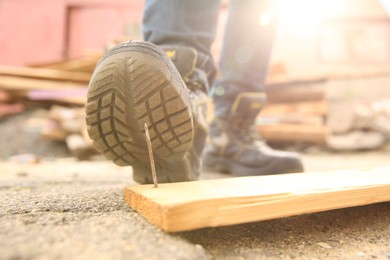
86,41,194,183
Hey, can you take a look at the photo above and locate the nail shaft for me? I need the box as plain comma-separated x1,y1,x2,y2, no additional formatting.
144,123,158,188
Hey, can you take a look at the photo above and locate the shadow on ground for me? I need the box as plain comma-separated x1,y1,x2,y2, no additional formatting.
178,202,390,259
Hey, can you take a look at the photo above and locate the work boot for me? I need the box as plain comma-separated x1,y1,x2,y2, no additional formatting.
202,91,304,176
86,41,210,184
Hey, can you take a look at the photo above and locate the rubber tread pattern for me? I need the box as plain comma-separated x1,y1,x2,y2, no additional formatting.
86,42,194,175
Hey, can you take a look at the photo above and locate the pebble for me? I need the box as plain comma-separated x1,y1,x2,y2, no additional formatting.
317,242,332,249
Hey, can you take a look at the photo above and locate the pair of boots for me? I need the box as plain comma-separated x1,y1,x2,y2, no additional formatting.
86,41,303,183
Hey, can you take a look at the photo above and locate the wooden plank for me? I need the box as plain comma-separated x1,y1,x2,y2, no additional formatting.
261,100,328,117
257,124,329,144
29,56,100,72
259,115,324,125
0,103,25,117
124,167,390,232
0,76,86,91
260,100,328,126
266,74,326,86
27,89,87,105
0,66,91,83
266,66,390,84
0,90,11,102
326,67,390,80
0,76,87,105
266,87,326,104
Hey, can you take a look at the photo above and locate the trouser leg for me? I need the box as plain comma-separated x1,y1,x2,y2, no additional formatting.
142,0,221,57
213,0,278,117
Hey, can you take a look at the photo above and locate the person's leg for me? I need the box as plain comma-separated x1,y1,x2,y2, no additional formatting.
143,0,221,87
203,0,304,176
143,0,221,57
214,0,277,116
86,1,221,183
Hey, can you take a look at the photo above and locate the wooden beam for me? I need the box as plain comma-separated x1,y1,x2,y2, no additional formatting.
0,76,87,105
0,103,25,117
0,76,86,91
325,67,390,80
257,124,329,144
0,66,91,83
266,74,326,86
27,89,87,105
266,87,326,104
266,66,390,84
259,115,324,125
124,167,390,232
261,100,328,117
29,56,100,72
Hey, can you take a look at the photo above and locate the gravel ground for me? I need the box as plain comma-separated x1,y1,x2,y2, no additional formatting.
0,110,70,159
0,111,390,259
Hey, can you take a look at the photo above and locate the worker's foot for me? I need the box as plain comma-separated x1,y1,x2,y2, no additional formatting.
202,92,304,176
86,41,208,183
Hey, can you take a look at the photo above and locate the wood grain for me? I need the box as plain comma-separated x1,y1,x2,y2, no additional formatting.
0,66,91,83
124,167,390,232
257,124,329,144
261,100,328,117
0,76,86,91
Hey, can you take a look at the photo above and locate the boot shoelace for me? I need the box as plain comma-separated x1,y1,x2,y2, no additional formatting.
231,118,262,145
185,79,207,93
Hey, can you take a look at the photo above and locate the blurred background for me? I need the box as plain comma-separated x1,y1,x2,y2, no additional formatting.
0,0,389,161
1,2,390,259
2,0,390,76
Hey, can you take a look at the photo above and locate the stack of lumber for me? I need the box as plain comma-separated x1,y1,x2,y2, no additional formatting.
0,54,101,158
0,90,25,118
258,77,329,145
42,105,96,159
0,59,331,155
0,52,101,106
0,54,331,157
260,67,390,147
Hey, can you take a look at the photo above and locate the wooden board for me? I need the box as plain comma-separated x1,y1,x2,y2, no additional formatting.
261,100,328,117
27,89,87,105
29,55,100,72
257,124,329,144
0,76,87,104
266,67,390,85
0,66,91,83
265,86,326,104
0,76,86,91
259,115,324,125
124,167,390,232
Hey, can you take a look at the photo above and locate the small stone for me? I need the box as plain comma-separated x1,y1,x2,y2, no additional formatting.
327,131,385,150
317,242,332,249
16,172,28,177
195,244,204,250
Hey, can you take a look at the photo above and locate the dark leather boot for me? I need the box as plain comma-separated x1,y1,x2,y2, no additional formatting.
86,41,210,184
202,92,304,176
